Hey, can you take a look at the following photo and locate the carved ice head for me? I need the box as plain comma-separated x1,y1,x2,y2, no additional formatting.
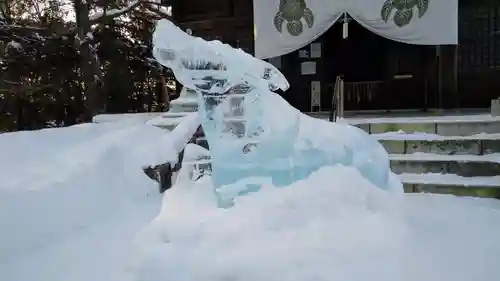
152,19,289,95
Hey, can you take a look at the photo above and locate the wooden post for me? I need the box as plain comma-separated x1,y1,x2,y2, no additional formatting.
453,45,459,107
439,45,458,109
436,45,442,109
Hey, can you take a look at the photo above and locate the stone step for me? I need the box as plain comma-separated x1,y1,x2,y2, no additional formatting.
390,153,500,177
374,132,500,155
147,113,191,130
399,173,500,198
346,114,500,136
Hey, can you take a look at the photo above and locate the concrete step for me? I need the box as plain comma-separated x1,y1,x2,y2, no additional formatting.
374,132,500,155
346,114,500,136
390,153,500,177
399,173,500,198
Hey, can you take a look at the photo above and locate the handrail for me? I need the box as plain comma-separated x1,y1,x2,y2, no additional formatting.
329,75,344,122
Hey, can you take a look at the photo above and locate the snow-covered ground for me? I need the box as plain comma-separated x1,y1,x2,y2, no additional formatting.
133,166,500,281
2,121,500,281
0,122,175,281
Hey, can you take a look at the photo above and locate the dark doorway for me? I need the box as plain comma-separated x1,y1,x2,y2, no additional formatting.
323,20,387,83
281,19,431,113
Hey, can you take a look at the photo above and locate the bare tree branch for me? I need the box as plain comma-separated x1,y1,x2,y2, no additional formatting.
29,0,43,20
144,4,171,19
89,0,142,23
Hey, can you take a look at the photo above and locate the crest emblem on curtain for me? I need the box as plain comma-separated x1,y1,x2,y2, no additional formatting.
381,0,430,27
273,0,315,36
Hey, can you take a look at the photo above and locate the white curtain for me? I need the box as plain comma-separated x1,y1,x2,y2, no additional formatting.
253,0,344,59
347,0,458,45
253,0,458,59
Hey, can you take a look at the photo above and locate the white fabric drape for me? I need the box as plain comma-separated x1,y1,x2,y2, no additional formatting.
253,0,458,59
253,0,344,59
347,0,458,46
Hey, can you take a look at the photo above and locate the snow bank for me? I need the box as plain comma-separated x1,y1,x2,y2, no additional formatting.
133,166,500,281
0,122,177,281
2,118,500,281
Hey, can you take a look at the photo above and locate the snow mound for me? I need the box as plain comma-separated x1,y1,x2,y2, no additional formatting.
0,122,176,281
132,165,500,281
2,119,500,281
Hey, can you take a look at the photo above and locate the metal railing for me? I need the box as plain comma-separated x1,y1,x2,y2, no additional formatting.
344,80,384,108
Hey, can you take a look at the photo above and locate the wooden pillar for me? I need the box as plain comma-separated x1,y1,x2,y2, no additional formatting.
437,45,458,109
421,46,438,109
436,46,442,108
430,45,457,110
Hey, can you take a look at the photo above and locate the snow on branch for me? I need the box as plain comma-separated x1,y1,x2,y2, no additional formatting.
0,24,47,32
144,5,172,18
78,31,95,46
6,40,22,50
89,0,171,23
89,0,142,22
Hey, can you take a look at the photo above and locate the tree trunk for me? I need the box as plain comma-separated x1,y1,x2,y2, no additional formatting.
74,0,104,121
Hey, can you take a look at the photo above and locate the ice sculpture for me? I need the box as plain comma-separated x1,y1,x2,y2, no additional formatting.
152,19,396,207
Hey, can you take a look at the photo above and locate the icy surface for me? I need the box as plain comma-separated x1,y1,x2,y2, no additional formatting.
152,19,397,206
169,87,199,111
160,112,200,163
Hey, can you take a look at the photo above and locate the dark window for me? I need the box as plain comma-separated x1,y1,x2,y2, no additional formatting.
458,1,500,71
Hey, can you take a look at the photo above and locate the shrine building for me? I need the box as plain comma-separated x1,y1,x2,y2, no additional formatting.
172,0,500,113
